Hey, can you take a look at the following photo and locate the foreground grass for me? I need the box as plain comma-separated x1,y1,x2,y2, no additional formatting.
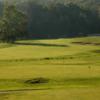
0,36,100,100
1,88,100,100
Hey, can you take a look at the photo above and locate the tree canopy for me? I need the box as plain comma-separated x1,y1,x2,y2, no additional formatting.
0,5,28,43
0,0,100,41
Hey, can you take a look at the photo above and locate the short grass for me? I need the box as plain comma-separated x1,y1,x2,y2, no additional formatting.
0,36,100,100
1,88,100,100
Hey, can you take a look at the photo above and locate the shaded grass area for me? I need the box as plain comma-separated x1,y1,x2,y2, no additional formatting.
71,36,100,46
72,42,100,46
14,42,69,47
91,50,100,53
71,36,100,43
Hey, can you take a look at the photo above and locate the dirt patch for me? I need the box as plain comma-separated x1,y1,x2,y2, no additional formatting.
25,77,49,84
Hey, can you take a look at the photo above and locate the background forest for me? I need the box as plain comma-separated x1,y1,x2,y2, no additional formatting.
0,0,100,42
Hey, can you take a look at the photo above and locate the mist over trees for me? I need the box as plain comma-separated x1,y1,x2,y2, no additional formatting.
0,0,100,42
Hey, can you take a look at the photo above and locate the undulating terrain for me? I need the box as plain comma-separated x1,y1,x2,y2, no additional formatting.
0,36,100,100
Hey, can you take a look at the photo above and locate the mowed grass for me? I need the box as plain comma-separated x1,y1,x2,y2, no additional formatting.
0,36,100,100
1,88,100,100
0,37,99,60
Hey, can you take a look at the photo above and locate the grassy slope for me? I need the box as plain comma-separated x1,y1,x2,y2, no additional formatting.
0,36,100,100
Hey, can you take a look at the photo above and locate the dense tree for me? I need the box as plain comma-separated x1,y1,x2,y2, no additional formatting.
0,5,28,43
26,3,100,38
0,0,100,40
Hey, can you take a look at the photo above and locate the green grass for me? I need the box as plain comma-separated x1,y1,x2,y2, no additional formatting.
71,36,100,43
0,36,100,100
1,88,100,100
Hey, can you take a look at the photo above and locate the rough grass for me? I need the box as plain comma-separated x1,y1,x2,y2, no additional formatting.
0,36,100,100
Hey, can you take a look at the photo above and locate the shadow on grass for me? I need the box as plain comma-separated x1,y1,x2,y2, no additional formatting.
0,88,51,94
92,50,100,53
72,42,100,46
14,42,68,47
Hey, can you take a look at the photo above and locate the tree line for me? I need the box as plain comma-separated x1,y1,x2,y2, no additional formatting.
0,2,100,43
27,3,100,38
0,4,28,43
